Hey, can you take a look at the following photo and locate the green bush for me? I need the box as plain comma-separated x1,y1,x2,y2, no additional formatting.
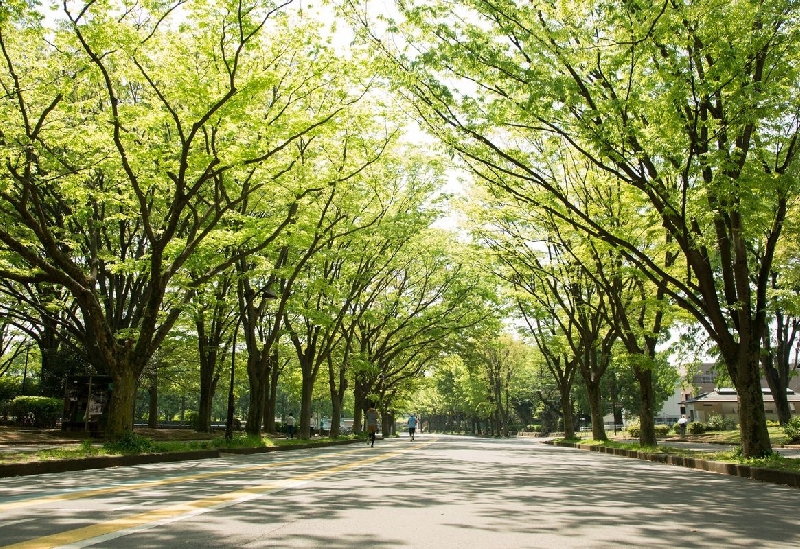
766,420,781,428
784,416,800,443
183,410,199,428
705,413,737,431
0,376,21,402
9,396,62,428
625,422,670,438
654,424,670,436
687,421,705,435
103,432,155,454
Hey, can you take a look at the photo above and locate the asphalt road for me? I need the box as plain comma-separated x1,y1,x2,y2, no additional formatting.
0,434,798,548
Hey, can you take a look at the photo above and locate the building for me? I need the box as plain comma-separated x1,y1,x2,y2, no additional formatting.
654,386,688,426
682,387,800,423
691,362,800,394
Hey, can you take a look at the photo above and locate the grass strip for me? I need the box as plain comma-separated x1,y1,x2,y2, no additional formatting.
0,433,359,465
556,437,800,473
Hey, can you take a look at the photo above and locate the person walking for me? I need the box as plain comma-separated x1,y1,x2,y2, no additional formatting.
408,414,417,441
366,405,379,447
286,413,295,439
677,414,688,437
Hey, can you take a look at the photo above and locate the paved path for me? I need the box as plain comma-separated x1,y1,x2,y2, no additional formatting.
1,435,799,548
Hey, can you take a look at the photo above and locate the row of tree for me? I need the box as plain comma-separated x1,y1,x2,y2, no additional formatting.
0,0,497,439
348,0,800,457
2,1,800,461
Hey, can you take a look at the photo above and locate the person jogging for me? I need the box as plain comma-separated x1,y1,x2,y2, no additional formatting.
366,405,379,447
408,414,418,441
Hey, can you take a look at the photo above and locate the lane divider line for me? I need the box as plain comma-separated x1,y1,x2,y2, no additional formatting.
0,445,372,512
0,441,435,549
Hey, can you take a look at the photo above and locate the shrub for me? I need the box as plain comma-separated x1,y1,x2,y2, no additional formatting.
0,376,21,402
766,420,781,428
654,424,670,436
9,396,62,428
687,421,705,435
624,422,670,438
784,416,800,443
183,410,199,428
103,432,155,454
705,413,737,432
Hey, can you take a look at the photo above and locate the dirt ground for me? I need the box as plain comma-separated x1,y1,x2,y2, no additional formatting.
0,426,218,444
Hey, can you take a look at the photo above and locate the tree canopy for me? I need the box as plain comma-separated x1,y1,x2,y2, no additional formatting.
0,0,798,462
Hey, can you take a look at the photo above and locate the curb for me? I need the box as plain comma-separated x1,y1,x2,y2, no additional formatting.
0,439,361,478
550,441,800,488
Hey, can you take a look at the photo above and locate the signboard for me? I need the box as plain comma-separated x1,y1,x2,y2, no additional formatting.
62,375,113,435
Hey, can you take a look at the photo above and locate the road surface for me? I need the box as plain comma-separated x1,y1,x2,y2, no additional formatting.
1,435,798,548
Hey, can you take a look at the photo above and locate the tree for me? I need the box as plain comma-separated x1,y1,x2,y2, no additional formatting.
187,270,237,432
352,229,493,434
280,136,398,438
0,1,368,437
423,354,489,433
465,335,529,437
0,280,83,397
321,148,450,437
474,197,616,440
354,0,800,457
613,349,679,429
521,307,579,439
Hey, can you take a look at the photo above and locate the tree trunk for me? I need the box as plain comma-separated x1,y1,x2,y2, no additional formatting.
586,379,607,441
265,347,280,434
716,324,773,458
559,384,575,439
260,373,270,433
353,379,367,433
37,315,66,398
764,365,791,425
635,367,657,446
327,354,348,439
246,353,267,437
330,395,342,438
503,375,511,437
763,312,796,426
107,367,138,437
735,352,771,457
381,409,392,437
197,357,215,433
299,358,315,440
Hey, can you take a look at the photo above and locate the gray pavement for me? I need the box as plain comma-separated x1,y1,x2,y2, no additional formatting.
1,435,799,548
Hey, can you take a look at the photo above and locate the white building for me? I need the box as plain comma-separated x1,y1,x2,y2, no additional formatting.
683,388,800,423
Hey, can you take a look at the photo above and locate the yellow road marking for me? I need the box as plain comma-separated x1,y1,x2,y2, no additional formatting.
0,442,433,549
0,446,366,512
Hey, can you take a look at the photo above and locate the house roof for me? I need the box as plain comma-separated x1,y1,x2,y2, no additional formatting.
683,387,800,404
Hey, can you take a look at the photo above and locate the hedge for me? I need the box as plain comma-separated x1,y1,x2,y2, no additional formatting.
7,396,62,428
